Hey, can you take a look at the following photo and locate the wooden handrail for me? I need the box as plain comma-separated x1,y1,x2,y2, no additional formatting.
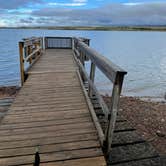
19,37,43,86
73,37,127,83
45,37,73,49
73,48,110,119
23,37,42,47
24,47,42,62
73,37,127,155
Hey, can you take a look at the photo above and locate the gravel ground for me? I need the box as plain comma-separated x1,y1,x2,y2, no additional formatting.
0,86,19,99
0,86,19,122
103,96,166,155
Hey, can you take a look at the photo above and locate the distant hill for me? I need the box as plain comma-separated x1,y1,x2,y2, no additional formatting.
1,26,166,31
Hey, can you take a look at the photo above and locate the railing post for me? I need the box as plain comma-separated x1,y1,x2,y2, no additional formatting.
88,62,96,97
28,46,32,64
40,38,43,54
79,51,86,82
105,74,124,155
34,42,38,60
72,38,74,50
19,41,25,86
80,51,85,66
45,37,48,49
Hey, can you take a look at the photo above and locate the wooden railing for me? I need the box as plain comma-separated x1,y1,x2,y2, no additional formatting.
73,37,127,155
18,36,127,156
19,37,43,85
45,37,73,49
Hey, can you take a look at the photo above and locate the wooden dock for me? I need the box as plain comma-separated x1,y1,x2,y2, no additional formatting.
0,37,163,166
0,47,106,165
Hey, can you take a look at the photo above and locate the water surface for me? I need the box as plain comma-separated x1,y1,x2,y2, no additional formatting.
0,29,166,98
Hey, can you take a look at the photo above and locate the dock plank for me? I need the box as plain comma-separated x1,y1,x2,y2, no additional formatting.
0,148,103,166
39,157,106,166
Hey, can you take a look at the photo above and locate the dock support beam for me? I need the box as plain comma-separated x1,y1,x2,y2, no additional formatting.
89,62,96,97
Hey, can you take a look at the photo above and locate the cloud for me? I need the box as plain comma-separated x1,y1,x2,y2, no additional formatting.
20,18,33,24
0,0,42,9
1,1,166,27
73,0,87,2
48,2,86,7
31,2,166,26
48,0,87,7
0,20,7,26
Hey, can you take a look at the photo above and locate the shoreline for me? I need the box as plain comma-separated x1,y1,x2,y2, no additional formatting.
133,96,166,103
1,26,166,31
0,86,165,102
0,86,20,99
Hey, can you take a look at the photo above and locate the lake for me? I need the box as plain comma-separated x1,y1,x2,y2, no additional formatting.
0,29,166,99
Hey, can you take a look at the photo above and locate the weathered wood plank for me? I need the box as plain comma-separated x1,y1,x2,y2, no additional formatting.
9,103,85,112
11,97,86,107
39,157,106,166
2,112,90,124
0,148,103,166
7,105,87,116
0,140,100,158
0,125,96,142
0,116,91,130
0,122,94,136
0,133,98,150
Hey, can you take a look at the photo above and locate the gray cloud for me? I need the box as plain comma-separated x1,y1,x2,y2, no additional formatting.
20,18,33,24
2,2,166,26
31,2,166,26
0,9,6,14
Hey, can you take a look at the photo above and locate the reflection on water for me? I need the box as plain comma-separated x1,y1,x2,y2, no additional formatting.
0,29,166,98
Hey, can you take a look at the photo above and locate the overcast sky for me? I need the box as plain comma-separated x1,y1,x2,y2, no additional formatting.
0,0,166,27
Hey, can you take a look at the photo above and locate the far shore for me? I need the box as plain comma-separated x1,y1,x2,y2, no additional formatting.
1,26,166,31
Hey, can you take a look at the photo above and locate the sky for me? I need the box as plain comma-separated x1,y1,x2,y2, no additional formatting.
0,0,166,27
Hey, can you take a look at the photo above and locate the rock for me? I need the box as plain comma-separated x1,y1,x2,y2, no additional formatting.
156,130,165,137
161,118,165,123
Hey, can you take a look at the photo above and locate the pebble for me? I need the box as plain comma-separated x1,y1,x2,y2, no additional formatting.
161,118,165,123
156,130,165,137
